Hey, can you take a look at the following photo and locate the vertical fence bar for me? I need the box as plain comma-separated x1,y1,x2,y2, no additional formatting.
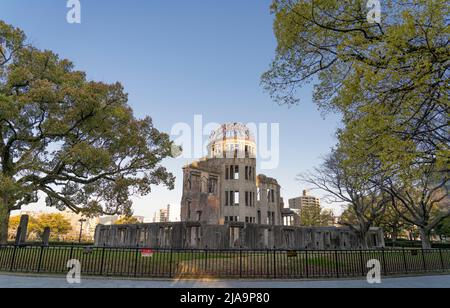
9,245,17,272
100,247,106,276
205,248,208,276
169,249,173,278
334,250,339,278
134,247,139,278
37,246,44,273
421,249,427,272
359,250,365,277
273,249,277,279
402,248,408,274
69,245,74,261
239,249,243,278
381,248,387,276
439,249,445,271
305,250,309,279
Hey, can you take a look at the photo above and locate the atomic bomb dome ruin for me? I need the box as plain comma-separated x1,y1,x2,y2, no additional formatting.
95,123,384,249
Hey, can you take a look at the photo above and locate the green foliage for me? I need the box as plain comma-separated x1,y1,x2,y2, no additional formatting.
264,0,449,249
8,213,72,241
435,216,450,239
300,205,335,227
114,216,141,225
8,215,39,239
34,213,72,239
0,20,178,243
374,202,409,240
264,0,448,176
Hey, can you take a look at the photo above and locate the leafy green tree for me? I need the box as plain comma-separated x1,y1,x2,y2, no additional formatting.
263,0,449,249
300,205,335,227
35,213,72,241
8,215,39,240
319,209,335,227
263,0,448,158
374,202,409,243
0,21,177,244
435,217,450,241
339,206,357,226
299,205,321,226
434,211,450,241
114,216,141,225
7,215,21,240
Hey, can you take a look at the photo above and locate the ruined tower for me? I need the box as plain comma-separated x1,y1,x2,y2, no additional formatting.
180,123,283,226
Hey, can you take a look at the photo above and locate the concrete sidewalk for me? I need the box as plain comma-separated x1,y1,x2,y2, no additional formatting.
0,273,449,288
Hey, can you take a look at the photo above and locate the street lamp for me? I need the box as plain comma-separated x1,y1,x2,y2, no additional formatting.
78,218,87,243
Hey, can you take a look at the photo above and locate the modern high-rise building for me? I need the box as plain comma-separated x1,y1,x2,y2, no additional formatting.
181,123,284,225
289,190,321,209
153,205,171,223
288,190,322,225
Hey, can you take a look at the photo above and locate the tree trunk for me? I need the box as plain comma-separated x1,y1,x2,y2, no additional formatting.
357,230,369,249
0,200,10,245
392,232,398,246
419,228,432,249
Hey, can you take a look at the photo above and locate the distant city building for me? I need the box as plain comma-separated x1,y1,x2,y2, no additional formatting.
286,190,322,226
60,210,99,241
181,123,284,225
133,216,145,223
98,215,120,226
153,205,171,223
289,190,321,209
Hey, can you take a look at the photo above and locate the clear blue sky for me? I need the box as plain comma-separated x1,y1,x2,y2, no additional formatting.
2,0,342,220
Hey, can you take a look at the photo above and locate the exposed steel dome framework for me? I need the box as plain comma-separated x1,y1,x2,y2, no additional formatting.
207,123,256,158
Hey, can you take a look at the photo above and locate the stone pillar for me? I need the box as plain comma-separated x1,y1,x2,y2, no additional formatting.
15,215,29,246
42,227,51,246
378,228,386,248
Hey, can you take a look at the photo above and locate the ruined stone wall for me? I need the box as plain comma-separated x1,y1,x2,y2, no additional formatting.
95,222,385,250
256,175,283,226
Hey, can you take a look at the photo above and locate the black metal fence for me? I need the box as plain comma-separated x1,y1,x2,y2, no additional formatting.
385,240,450,249
1,245,449,279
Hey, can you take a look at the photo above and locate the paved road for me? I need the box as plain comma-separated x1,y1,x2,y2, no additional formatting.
0,274,449,288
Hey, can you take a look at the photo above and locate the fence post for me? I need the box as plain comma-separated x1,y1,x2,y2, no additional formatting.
421,249,427,272
334,250,339,278
305,250,309,279
134,247,139,278
100,246,106,276
439,249,445,271
273,249,277,279
402,247,408,274
359,250,365,277
205,248,208,275
37,246,44,273
381,248,387,276
69,245,74,261
10,245,17,272
169,249,173,278
239,248,242,278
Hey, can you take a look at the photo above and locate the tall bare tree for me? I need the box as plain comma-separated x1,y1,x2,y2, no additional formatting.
300,149,389,248
383,164,449,249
